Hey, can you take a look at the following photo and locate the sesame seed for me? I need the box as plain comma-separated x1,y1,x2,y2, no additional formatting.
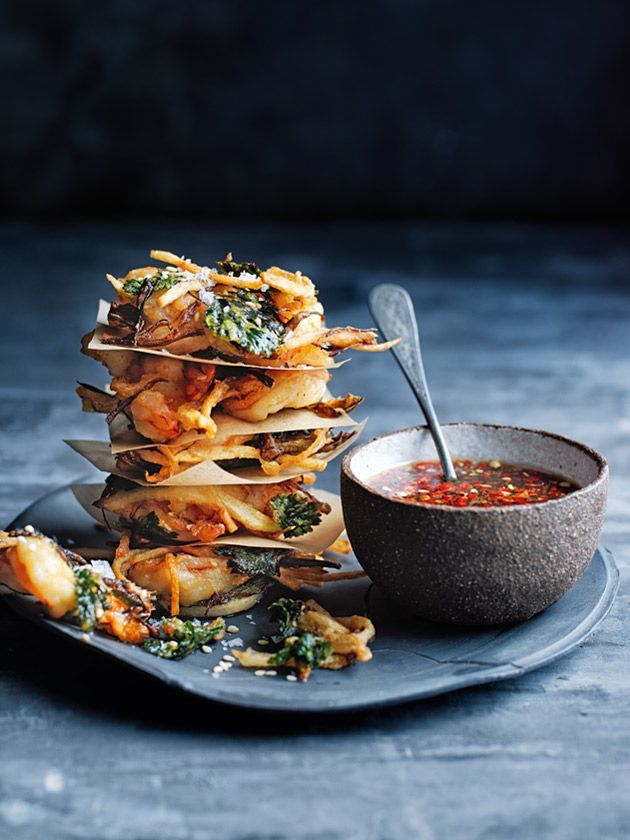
286,674,298,682
212,666,222,673
222,654,235,662
257,638,269,646
227,625,239,633
201,645,212,654
81,633,90,642
265,670,277,677
254,670,266,677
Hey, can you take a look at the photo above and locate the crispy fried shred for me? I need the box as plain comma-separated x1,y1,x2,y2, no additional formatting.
234,598,375,681
113,427,354,484
307,393,363,418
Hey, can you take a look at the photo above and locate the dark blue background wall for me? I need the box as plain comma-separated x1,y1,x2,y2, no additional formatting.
2,1,628,220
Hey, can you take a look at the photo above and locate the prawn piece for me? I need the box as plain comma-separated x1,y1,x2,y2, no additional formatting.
222,369,329,422
177,378,237,435
130,390,182,442
0,532,76,618
106,354,185,402
184,363,217,401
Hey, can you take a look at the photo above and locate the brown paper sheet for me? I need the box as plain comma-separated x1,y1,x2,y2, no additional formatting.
65,420,365,486
70,484,345,554
107,400,357,454
89,300,346,370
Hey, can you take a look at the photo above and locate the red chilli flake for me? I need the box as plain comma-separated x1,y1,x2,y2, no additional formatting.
369,460,578,508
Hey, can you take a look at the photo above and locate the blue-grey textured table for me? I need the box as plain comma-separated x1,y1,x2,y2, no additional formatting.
1,223,628,839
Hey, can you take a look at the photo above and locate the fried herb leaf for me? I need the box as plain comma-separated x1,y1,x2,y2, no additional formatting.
268,492,323,537
73,567,110,632
122,271,183,297
214,578,270,605
122,277,146,296
133,511,180,543
270,632,332,669
215,546,285,578
204,289,285,357
268,597,303,640
216,257,262,277
144,617,225,660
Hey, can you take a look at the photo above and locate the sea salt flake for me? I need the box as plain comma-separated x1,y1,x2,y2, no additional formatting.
88,560,114,578
238,271,259,284
199,288,216,306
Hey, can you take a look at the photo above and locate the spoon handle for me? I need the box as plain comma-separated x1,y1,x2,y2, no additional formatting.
368,283,458,481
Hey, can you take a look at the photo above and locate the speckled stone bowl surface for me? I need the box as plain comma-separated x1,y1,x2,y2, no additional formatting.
341,423,608,625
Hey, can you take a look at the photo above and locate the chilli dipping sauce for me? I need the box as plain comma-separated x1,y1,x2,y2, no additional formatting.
369,459,578,508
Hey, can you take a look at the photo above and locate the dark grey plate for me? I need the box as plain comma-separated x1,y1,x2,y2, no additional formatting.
6,481,619,713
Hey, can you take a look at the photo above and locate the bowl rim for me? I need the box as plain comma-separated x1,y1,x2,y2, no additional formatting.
341,421,608,513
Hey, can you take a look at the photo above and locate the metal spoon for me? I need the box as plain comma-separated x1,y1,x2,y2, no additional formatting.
368,283,457,481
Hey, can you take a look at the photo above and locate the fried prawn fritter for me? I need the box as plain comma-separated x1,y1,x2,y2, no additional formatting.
81,339,334,443
100,250,397,365
113,539,342,617
0,529,153,644
96,477,331,544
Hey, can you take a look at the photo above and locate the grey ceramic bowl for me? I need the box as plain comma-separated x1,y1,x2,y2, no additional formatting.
341,423,608,625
